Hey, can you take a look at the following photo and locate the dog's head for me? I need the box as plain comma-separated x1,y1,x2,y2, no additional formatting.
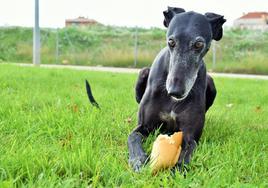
163,7,226,100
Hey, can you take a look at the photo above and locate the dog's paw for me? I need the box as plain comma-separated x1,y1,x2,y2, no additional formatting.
170,161,191,177
171,163,189,177
128,154,148,172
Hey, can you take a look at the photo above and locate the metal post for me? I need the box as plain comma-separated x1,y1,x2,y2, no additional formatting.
33,0,40,65
55,28,59,64
134,26,138,67
212,40,216,71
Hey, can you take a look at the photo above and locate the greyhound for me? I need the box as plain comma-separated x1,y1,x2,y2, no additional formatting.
128,7,226,172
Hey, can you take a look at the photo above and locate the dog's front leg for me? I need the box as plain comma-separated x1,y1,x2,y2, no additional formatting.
176,111,205,170
128,125,149,172
171,135,197,174
178,135,197,167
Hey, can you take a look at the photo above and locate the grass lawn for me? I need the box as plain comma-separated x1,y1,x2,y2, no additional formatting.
0,64,267,187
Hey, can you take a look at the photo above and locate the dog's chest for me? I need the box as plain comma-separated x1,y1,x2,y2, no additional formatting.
159,111,181,133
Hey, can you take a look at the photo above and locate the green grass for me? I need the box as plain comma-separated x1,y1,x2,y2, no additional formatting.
0,64,268,187
1,26,268,74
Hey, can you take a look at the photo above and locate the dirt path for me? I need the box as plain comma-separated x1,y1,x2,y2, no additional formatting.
12,63,268,80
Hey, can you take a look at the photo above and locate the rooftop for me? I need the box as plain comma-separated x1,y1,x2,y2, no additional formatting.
65,17,97,23
238,12,268,19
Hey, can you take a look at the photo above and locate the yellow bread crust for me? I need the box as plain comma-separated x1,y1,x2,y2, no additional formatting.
150,132,183,173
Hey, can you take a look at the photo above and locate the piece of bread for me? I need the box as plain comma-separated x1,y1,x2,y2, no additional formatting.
150,132,183,173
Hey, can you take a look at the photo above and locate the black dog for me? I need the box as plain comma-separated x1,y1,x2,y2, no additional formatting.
128,7,226,172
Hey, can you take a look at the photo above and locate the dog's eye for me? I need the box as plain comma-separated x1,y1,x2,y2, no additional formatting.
194,41,204,50
168,39,176,48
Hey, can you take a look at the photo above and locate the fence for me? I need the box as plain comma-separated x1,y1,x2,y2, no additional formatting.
0,25,268,74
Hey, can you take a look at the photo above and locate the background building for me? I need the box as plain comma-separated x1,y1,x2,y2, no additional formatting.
65,17,98,27
233,12,268,31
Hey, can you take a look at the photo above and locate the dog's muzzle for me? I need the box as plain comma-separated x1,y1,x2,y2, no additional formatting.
167,86,186,100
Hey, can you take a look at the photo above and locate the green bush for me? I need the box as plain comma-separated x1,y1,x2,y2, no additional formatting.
0,26,268,74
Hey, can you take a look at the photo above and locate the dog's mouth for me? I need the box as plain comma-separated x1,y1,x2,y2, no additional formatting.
167,86,189,102
170,93,188,101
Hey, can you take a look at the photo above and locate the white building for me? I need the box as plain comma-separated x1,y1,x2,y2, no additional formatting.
233,12,268,31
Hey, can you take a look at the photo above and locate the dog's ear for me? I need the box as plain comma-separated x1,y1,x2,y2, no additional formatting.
163,6,185,28
205,12,226,41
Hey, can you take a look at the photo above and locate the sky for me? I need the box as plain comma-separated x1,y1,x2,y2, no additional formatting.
0,0,267,28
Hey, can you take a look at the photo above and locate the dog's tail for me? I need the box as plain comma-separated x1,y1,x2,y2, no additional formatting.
85,80,100,108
